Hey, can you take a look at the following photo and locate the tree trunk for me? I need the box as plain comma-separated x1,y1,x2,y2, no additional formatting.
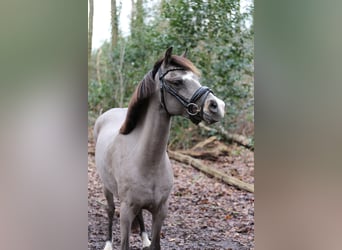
96,48,102,85
110,0,119,106
88,0,94,80
111,0,118,49
136,0,143,26
130,0,136,33
130,0,143,37
118,43,126,107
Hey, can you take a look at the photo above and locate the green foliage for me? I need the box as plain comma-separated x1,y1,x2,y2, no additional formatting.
88,42,117,112
161,0,254,131
88,0,254,149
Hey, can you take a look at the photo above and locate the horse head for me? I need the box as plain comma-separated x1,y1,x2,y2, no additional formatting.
157,47,225,124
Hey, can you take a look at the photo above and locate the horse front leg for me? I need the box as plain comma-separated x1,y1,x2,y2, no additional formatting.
135,210,151,249
119,202,137,250
150,203,168,250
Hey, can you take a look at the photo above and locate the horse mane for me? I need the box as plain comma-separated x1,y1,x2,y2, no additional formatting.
119,54,200,134
119,71,156,134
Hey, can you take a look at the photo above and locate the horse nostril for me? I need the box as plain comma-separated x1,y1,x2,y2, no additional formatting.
209,100,218,113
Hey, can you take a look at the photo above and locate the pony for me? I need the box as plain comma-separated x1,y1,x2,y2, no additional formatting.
94,47,225,250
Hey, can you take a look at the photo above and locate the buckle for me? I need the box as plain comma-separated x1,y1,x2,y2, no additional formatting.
186,103,200,116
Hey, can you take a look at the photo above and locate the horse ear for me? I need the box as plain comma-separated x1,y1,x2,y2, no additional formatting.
163,46,173,66
181,48,188,58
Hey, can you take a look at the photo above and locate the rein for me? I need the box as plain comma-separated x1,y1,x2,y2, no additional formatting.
158,68,213,124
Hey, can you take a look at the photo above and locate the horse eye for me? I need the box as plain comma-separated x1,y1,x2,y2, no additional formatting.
173,79,183,86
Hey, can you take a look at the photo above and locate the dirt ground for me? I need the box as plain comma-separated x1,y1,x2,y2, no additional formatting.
88,130,254,250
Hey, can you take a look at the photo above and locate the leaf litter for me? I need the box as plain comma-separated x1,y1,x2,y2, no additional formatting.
88,134,254,250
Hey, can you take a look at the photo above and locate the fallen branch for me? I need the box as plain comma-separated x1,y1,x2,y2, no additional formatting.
168,150,254,193
199,123,254,150
179,136,230,160
191,136,217,150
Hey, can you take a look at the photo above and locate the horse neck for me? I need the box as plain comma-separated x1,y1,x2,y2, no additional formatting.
137,91,171,165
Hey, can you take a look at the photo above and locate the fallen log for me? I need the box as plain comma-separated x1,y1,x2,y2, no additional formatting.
199,123,254,150
179,136,230,160
168,150,254,193
191,136,217,150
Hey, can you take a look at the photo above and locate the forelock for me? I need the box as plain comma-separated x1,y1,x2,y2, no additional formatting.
171,55,201,76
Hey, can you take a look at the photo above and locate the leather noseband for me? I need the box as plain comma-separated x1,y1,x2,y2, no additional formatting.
159,68,213,124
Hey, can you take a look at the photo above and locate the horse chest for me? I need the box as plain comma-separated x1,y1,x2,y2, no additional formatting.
117,163,173,208
135,180,173,209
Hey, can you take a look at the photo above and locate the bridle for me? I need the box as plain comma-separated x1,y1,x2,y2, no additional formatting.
158,67,213,124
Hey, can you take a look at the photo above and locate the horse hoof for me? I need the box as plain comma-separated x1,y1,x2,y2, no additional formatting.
141,232,151,249
103,241,113,250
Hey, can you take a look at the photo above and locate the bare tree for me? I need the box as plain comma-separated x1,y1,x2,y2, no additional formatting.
130,0,144,37
96,48,103,85
111,0,118,49
117,43,126,107
130,0,136,33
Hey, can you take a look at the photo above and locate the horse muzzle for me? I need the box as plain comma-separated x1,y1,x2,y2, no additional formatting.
186,91,225,125
201,93,225,124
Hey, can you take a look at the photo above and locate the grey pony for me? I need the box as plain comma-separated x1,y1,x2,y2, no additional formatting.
93,47,225,250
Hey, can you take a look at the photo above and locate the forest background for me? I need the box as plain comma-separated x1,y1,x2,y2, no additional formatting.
88,0,254,150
